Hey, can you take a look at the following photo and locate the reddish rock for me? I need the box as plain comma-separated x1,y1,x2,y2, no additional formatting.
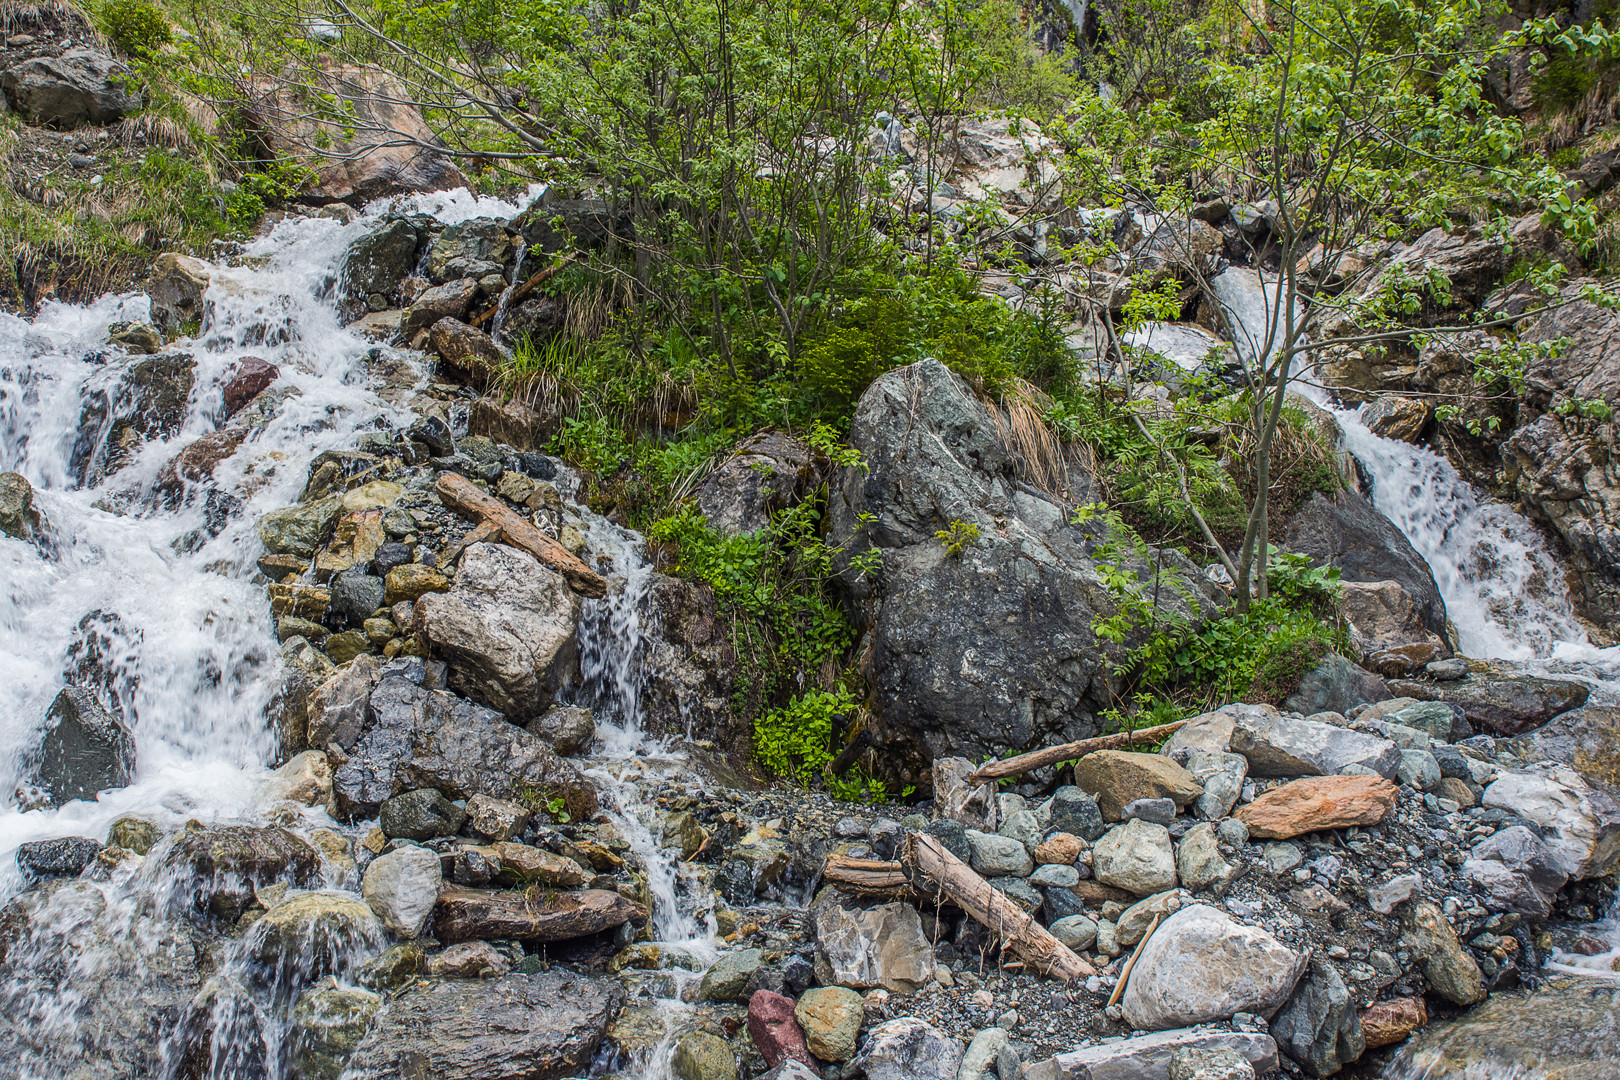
748,989,816,1071
156,429,245,492
1234,775,1397,839
1360,997,1427,1048
222,356,279,417
1034,832,1084,865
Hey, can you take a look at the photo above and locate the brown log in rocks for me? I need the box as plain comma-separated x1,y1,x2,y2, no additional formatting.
434,472,606,598
433,885,645,944
821,855,917,900
965,720,1189,784
901,832,1094,982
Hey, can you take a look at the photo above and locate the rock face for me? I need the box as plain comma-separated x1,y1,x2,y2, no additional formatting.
332,673,597,818
1073,751,1203,820
1234,775,1398,840
342,972,620,1080
239,65,469,204
826,359,1220,764
1120,905,1307,1030
1386,671,1588,736
30,687,135,804
813,901,933,993
2,48,140,128
1283,487,1451,648
695,432,818,536
417,543,580,721
1388,977,1619,1079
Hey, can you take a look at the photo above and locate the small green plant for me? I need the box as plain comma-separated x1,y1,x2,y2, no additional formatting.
102,0,172,58
753,687,891,801
935,519,980,557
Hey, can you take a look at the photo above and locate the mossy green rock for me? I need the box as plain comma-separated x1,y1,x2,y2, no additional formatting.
672,1031,738,1080
107,816,161,855
259,497,342,558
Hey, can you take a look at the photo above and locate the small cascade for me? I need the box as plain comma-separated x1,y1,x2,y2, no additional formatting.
491,237,528,340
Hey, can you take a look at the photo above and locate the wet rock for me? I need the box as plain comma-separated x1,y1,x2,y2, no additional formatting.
16,837,103,881
145,822,322,920
1387,672,1589,736
1391,976,1620,1078
342,971,620,1080
417,543,579,721
326,629,374,664
1505,704,1620,798
148,253,211,331
340,217,422,310
813,900,933,993
673,1031,738,1080
432,886,645,944
695,432,819,537
1359,998,1427,1050
358,943,428,991
749,989,814,1069
361,843,442,938
0,472,40,540
1361,395,1430,442
1481,765,1620,878
380,787,468,839
1401,900,1485,1006
465,793,530,842
1235,775,1398,839
699,947,766,1003
404,277,478,333
1270,956,1364,1077
1073,750,1202,820
329,567,385,627
306,654,381,752
424,218,512,283
1120,904,1306,1030
251,892,383,974
260,496,343,558
431,940,510,978
30,686,135,805
854,1017,963,1080
526,703,595,756
1092,818,1177,895
826,359,1220,763
491,841,586,887
107,320,162,353
107,816,159,854
383,563,450,604
221,356,278,417
2,48,140,128
291,983,382,1080
270,750,336,813
1023,1028,1279,1080
429,317,504,374
1231,711,1400,779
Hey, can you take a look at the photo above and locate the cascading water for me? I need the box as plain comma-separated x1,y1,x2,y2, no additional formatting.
1208,268,1620,676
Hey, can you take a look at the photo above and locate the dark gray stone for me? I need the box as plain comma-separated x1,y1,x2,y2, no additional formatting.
331,570,385,626
923,819,972,862
373,542,413,577
17,836,103,880
1284,653,1392,717
341,972,621,1080
379,788,468,840
31,687,134,805
2,48,140,128
341,218,422,307
1049,786,1107,842
1271,956,1364,1077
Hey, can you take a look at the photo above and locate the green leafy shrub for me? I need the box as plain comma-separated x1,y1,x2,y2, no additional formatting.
935,519,980,557
102,0,172,58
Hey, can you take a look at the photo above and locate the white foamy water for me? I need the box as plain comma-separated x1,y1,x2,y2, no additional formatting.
1210,268,1620,679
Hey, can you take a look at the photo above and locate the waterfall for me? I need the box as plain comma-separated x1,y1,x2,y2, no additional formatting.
1208,269,1620,680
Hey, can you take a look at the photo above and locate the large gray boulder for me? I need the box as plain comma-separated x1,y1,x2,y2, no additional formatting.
1120,905,1307,1030
854,1018,964,1080
30,687,134,805
342,972,621,1080
1481,765,1620,879
361,845,442,938
813,901,934,994
340,216,425,314
1230,710,1400,779
332,674,597,819
0,472,41,541
827,359,1221,764
1386,670,1588,737
1283,487,1451,649
2,49,140,128
417,543,580,721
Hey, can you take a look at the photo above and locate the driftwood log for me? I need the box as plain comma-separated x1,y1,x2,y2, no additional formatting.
821,855,918,900
467,255,574,328
433,886,646,944
965,720,1190,784
901,832,1094,982
435,472,607,598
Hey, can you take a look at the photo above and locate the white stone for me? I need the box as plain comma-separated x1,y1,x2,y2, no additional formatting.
361,844,442,938
1120,905,1307,1030
1482,766,1620,879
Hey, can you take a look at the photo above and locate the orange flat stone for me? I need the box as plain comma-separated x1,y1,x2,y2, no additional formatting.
1235,774,1398,839
1360,996,1428,1048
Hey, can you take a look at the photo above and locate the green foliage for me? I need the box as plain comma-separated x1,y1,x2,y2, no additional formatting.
752,688,892,800
101,0,173,57
934,520,980,557
1533,54,1600,110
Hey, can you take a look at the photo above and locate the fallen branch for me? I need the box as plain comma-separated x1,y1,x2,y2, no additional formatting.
966,720,1190,784
467,254,575,328
435,472,607,598
821,854,918,900
902,832,1094,983
1107,911,1162,1008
